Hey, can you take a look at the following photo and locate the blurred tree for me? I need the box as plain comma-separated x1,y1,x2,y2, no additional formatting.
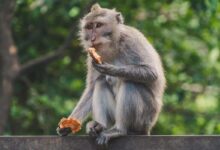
0,0,20,134
0,0,94,134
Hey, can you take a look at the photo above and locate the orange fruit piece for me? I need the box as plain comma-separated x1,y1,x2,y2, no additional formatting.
58,117,81,133
87,47,102,64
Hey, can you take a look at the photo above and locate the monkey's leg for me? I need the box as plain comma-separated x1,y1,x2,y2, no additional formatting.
87,77,115,136
96,81,133,145
96,81,157,145
86,121,105,136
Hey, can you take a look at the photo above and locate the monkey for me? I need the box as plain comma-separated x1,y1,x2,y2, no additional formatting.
57,3,166,145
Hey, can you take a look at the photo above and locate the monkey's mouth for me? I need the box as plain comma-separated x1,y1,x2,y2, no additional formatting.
91,43,102,50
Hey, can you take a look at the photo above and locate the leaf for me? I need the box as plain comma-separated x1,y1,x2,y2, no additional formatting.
69,7,80,18
209,47,219,64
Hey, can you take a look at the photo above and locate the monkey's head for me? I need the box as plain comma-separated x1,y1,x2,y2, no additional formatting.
79,3,124,52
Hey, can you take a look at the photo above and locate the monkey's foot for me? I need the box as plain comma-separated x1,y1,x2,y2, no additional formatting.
96,128,126,145
86,121,105,137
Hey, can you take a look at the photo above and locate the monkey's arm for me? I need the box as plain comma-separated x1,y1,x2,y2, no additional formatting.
69,59,97,122
57,58,97,136
57,86,94,136
68,86,94,122
93,62,157,83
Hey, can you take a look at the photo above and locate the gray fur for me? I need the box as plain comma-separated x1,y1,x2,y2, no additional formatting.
68,4,166,145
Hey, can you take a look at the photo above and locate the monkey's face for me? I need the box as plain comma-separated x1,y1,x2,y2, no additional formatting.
79,4,123,52
83,18,113,50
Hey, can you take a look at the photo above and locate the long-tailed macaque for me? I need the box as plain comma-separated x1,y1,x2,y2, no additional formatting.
57,4,166,145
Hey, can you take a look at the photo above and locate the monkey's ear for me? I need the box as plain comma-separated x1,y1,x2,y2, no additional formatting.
116,13,124,24
91,3,101,12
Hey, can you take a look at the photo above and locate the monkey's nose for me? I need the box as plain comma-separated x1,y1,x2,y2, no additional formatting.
91,36,96,42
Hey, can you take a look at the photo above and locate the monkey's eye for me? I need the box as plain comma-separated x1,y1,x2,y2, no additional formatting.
85,23,93,30
96,22,103,28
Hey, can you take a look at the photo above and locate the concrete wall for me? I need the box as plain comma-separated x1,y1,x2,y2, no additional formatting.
0,135,220,150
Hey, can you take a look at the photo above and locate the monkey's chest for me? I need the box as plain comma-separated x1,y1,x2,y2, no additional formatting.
106,75,117,85
105,75,119,96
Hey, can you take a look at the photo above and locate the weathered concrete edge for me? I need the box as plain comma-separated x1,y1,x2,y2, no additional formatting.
1,135,220,137
0,135,220,150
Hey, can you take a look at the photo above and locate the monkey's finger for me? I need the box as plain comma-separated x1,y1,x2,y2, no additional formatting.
94,125,104,133
89,127,98,137
92,63,105,73
56,127,72,136
96,134,108,145
92,60,101,69
96,136,104,145
92,60,99,65
93,62,108,71
92,60,106,67
92,61,99,69
104,136,110,145
92,121,100,128
57,127,67,136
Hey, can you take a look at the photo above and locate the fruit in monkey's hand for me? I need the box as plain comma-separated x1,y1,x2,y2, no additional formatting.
87,47,102,64
57,117,81,136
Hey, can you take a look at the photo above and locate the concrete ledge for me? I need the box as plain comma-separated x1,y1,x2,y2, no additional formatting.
0,135,220,150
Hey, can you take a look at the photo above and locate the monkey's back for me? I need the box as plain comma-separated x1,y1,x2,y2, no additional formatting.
118,25,166,98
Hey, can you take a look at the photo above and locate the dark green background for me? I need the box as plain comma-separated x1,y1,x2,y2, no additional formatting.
6,0,220,135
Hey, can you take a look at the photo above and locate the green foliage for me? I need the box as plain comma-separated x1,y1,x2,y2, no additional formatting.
7,0,220,135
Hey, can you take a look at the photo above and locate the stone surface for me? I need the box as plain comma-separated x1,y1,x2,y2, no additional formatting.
0,135,220,150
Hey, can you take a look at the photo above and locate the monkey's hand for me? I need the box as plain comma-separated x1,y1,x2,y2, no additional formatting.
92,61,116,75
57,117,81,136
57,127,72,136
